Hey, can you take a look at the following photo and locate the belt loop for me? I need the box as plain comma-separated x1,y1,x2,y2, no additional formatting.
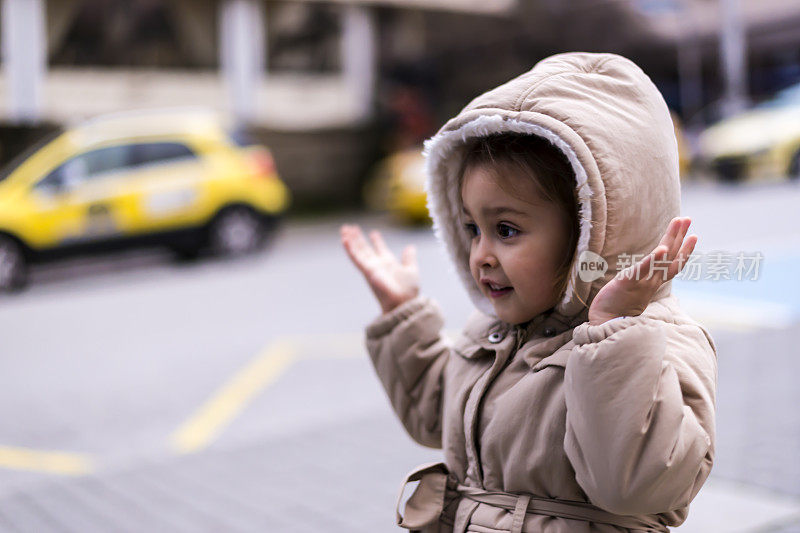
510,494,530,533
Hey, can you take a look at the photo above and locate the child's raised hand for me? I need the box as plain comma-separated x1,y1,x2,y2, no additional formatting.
587,217,698,325
340,224,420,314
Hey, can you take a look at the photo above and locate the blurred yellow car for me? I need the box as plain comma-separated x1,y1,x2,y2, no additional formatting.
697,83,800,182
0,109,290,290
364,147,430,224
672,111,692,180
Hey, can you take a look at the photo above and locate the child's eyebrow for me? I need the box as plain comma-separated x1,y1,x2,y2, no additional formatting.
462,205,529,217
485,206,529,217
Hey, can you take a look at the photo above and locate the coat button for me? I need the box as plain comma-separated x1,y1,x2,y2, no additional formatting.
543,327,556,337
488,332,503,343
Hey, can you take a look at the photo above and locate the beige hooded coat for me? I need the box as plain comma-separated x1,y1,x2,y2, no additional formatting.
365,52,717,532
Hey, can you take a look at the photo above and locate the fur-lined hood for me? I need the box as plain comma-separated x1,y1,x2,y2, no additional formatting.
423,52,680,324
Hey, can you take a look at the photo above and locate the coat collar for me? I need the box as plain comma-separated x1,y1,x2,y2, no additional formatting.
454,291,675,372
455,305,589,371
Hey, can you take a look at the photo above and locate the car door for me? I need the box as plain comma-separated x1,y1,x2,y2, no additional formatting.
127,141,209,231
27,144,136,247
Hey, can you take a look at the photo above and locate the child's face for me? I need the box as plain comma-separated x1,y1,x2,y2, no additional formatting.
461,164,572,325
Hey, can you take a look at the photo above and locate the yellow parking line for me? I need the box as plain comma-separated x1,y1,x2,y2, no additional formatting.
170,339,297,454
0,446,92,475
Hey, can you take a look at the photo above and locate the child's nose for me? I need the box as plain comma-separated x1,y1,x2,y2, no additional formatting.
474,240,499,269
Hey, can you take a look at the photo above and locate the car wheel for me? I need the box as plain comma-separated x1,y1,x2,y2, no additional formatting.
0,235,27,291
209,206,264,256
789,150,800,180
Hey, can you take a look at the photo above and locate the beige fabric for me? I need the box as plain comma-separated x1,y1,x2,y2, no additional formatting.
365,52,717,532
394,461,669,531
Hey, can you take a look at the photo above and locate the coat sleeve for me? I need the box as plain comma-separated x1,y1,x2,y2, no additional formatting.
365,294,450,449
563,315,718,516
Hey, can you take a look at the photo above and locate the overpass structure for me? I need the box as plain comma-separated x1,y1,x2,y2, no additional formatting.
3,0,800,130
0,0,516,130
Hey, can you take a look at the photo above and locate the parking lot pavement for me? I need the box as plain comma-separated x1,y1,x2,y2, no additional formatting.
0,410,439,532
1,407,799,532
0,328,799,532
682,479,800,532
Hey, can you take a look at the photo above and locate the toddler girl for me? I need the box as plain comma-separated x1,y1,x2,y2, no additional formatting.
341,52,717,532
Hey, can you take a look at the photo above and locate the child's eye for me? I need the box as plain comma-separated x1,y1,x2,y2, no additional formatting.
497,223,519,239
464,222,480,238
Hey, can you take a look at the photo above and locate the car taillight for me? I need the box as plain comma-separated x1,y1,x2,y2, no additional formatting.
249,148,276,178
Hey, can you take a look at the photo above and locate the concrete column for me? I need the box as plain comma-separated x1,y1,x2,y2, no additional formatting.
219,0,265,125
677,0,703,123
341,5,376,122
719,0,748,118
1,0,47,123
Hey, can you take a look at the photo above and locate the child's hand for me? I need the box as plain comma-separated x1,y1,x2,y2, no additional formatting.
588,217,698,326
340,224,420,314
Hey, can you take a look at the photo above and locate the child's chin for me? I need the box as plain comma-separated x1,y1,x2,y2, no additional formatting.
493,307,526,325
493,304,539,326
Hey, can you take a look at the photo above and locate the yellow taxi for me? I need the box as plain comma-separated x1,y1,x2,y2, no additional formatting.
0,109,291,291
672,111,692,179
697,82,800,182
363,147,429,225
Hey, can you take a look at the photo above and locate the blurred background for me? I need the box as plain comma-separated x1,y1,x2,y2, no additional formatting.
0,0,799,531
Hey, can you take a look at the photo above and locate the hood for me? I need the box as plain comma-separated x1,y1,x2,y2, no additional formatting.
423,52,679,324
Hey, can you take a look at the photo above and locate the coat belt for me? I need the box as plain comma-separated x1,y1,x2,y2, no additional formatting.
395,462,669,533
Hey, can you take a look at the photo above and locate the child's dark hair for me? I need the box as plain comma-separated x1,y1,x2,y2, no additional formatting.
458,133,580,303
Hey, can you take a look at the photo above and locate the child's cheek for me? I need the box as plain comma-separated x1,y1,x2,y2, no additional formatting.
468,254,479,283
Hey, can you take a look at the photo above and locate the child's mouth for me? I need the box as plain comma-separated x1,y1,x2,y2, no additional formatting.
485,282,513,298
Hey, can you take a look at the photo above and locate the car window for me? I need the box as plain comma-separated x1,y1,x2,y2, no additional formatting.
755,83,800,110
35,160,72,191
228,129,256,148
131,142,197,167
35,144,133,191
33,142,198,192
82,145,132,176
